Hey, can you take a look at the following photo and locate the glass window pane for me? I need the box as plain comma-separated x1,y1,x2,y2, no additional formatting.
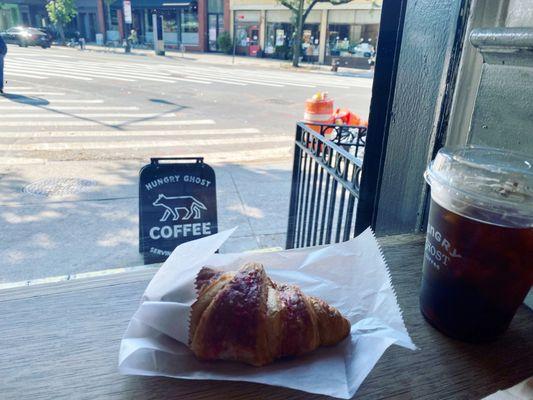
181,1,198,44
207,0,223,14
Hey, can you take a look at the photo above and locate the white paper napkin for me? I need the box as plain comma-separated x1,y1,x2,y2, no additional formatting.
119,227,416,399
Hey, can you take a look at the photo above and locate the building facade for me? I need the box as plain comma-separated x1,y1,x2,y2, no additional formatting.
1,0,380,65
231,0,381,66
0,0,48,31
104,0,379,59
0,0,98,42
106,0,230,51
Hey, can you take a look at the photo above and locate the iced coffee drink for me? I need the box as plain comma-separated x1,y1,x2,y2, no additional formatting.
421,146,533,341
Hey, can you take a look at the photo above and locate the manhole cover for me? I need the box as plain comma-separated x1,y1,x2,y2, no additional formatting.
23,178,97,197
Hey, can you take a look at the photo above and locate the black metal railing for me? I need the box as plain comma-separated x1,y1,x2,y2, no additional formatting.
286,122,367,249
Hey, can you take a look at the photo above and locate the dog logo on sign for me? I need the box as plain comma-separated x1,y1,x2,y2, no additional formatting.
153,194,207,222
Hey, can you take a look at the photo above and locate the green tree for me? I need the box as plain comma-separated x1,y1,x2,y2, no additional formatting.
46,0,77,45
279,0,351,67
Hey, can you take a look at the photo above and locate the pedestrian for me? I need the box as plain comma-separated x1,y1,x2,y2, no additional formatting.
0,33,7,94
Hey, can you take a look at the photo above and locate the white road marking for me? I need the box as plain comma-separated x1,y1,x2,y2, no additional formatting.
183,75,248,86
175,67,316,88
3,86,32,90
0,119,215,127
6,64,132,82
0,99,105,104
172,69,284,87
0,113,177,118
1,136,292,151
2,92,66,96
171,65,368,88
3,72,48,79
0,157,48,164
5,66,93,81
6,54,371,88
0,128,261,138
0,106,139,111
8,60,212,84
6,54,73,58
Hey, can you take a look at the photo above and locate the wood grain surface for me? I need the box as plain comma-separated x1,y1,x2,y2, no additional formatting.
0,234,531,400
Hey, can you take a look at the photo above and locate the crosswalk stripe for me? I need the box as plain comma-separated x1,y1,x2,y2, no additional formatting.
7,56,371,88
170,68,284,87
7,64,131,82
0,113,177,118
9,54,73,58
174,66,316,88
0,128,261,138
14,58,174,76
3,86,32,90
9,61,171,83
0,99,104,104
0,106,139,111
5,62,92,81
5,67,93,81
175,65,366,88
2,91,66,96
183,75,246,86
0,119,215,127
0,136,292,151
3,72,48,79
0,156,48,164
9,60,213,84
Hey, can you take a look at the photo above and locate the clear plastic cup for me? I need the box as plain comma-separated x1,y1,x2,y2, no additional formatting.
420,146,533,341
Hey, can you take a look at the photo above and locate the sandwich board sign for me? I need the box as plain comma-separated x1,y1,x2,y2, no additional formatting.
139,157,218,263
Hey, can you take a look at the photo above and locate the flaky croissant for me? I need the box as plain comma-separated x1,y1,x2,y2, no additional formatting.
189,262,351,366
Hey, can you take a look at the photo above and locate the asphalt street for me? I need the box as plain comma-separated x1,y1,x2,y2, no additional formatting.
0,45,373,284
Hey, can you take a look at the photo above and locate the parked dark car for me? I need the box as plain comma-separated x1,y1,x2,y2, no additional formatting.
37,27,57,42
0,26,52,48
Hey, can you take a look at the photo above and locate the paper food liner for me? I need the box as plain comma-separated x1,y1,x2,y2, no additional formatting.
118,228,416,399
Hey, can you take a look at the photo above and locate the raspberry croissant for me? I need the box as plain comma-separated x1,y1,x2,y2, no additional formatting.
189,262,351,366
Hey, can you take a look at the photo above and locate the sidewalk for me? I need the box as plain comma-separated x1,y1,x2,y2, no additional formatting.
60,44,373,77
0,159,292,283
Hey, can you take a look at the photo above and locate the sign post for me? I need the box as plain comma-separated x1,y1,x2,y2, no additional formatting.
123,0,132,53
139,157,218,263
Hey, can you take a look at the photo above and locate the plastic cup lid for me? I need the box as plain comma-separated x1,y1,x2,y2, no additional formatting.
425,146,533,225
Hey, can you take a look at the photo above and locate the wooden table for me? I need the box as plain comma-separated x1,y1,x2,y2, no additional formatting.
1,234,531,399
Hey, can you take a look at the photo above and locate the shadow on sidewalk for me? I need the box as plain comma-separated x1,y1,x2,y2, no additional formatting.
0,161,291,283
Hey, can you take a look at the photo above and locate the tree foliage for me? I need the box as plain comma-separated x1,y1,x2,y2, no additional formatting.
278,0,352,67
46,0,77,44
46,0,77,26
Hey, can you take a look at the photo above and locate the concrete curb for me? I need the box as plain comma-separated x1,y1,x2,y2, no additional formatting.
0,246,283,290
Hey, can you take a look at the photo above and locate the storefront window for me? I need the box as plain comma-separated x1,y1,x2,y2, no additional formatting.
265,22,293,59
302,23,319,61
234,12,260,55
181,1,198,45
162,10,178,45
327,23,376,58
207,0,224,14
